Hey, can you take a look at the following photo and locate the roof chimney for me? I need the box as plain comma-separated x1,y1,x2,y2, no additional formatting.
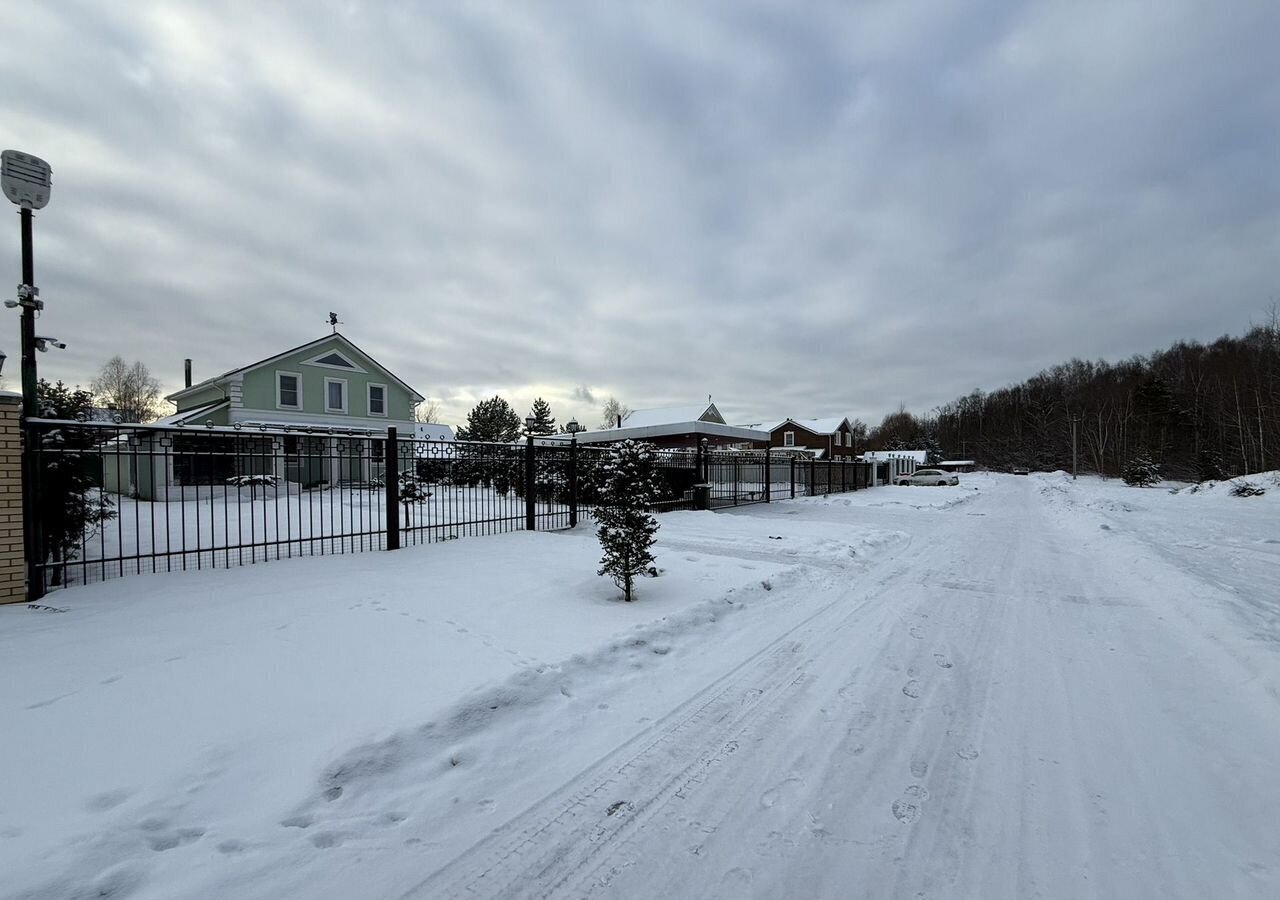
184,358,192,388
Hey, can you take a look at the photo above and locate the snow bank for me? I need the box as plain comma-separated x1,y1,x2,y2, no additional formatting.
1175,469,1280,497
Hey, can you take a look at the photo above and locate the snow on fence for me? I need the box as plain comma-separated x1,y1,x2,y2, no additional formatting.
23,419,876,591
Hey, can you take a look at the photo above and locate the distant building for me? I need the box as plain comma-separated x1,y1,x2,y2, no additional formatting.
548,401,767,450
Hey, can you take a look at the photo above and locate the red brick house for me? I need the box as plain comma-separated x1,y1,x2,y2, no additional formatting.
765,417,859,461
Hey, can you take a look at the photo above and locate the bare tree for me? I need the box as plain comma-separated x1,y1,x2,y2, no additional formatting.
415,397,442,424
92,356,162,423
599,396,632,429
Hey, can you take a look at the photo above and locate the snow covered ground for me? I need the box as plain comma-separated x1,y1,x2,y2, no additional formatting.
3,473,1278,899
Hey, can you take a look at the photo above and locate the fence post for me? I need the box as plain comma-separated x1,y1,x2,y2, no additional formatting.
568,436,578,528
385,427,400,551
809,458,815,496
827,456,833,496
790,456,795,498
841,460,847,493
525,434,536,531
764,451,771,502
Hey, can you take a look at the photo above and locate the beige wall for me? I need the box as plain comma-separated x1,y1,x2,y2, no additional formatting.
0,395,25,603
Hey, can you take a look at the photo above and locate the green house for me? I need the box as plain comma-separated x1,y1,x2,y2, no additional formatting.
164,332,422,431
103,333,423,499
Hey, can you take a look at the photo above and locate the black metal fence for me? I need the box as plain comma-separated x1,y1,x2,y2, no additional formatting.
23,419,878,593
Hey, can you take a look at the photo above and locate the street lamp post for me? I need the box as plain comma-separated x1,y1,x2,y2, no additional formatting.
2,150,53,420
3,150,53,603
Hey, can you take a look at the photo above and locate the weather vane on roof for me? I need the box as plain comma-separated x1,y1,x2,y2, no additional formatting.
327,312,342,333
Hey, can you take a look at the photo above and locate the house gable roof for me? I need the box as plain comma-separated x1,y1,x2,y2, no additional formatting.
621,402,724,429
165,333,424,404
773,416,852,436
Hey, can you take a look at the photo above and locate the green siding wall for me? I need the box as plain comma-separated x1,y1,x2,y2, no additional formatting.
238,338,414,421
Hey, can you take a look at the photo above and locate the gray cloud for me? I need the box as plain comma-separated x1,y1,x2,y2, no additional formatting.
2,1,1277,430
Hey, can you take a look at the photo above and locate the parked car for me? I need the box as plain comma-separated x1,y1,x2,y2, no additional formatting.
897,468,960,487
1011,467,1030,475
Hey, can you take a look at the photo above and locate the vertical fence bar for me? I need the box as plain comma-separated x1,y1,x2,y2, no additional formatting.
568,437,578,527
790,456,796,498
385,427,400,551
764,451,771,502
524,435,536,531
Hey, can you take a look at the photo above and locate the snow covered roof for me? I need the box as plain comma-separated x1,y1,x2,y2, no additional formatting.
938,460,975,466
415,423,456,442
773,416,851,435
152,400,229,426
618,403,725,429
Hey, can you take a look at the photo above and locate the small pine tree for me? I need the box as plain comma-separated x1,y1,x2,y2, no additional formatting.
528,397,556,435
593,440,662,602
1122,450,1161,487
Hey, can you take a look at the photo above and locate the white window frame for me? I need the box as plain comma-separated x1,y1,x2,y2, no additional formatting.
367,382,388,418
276,371,302,410
324,377,348,414
783,431,795,447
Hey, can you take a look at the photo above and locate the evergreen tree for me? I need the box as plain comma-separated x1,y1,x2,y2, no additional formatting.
1122,450,1161,487
593,440,662,602
528,397,556,435
456,395,522,443
1196,449,1225,483
35,380,118,585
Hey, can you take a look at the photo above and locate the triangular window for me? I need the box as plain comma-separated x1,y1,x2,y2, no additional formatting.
303,349,366,372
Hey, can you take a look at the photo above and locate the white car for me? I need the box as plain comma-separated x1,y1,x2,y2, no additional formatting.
897,468,959,487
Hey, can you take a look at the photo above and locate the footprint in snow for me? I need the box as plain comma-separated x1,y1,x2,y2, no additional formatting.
902,680,922,699
908,626,924,640
956,745,980,760
760,778,801,809
933,654,953,669
909,758,929,778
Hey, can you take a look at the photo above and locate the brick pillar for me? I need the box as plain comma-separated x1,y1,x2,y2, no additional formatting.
0,393,26,604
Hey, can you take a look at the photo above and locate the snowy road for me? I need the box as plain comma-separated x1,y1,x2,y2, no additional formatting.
410,476,1280,900
5,473,1279,900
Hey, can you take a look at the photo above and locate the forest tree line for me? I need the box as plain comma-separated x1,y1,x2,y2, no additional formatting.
867,316,1280,481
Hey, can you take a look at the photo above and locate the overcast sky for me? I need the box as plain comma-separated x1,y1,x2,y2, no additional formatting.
3,1,1277,429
